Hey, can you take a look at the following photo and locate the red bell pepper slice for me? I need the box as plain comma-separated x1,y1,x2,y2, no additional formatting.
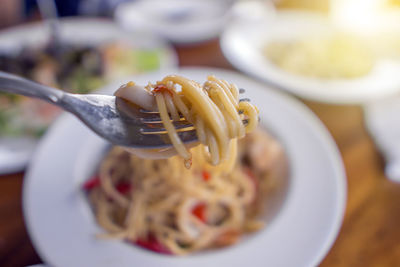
202,170,211,181
135,234,172,254
192,203,207,223
116,181,131,195
82,175,100,191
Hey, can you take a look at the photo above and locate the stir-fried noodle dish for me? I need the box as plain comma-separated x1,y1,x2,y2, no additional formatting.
83,75,287,255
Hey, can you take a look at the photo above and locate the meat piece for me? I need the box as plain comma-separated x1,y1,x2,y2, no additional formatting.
245,130,284,172
114,82,157,111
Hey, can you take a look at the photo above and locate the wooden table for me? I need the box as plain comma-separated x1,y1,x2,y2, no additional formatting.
1,39,400,267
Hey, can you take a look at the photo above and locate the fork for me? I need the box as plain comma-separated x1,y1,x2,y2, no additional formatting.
0,71,247,149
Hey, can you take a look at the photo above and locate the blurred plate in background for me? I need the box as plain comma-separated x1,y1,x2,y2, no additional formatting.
221,10,400,104
0,18,177,174
115,0,235,44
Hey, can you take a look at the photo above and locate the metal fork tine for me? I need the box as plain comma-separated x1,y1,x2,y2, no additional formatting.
142,120,193,130
141,115,187,124
138,87,254,136
139,108,159,114
141,124,195,134
141,118,253,135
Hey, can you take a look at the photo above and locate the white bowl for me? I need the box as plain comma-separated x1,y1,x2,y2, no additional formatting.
221,11,400,104
115,0,235,43
23,67,346,267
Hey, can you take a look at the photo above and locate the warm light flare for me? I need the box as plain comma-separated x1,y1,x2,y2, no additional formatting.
331,0,386,34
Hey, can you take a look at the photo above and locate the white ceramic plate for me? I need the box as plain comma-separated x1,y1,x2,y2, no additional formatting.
0,18,177,174
221,11,400,104
23,67,346,267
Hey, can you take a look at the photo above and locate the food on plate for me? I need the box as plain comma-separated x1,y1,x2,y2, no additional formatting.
263,33,374,79
115,75,259,167
0,42,162,138
368,33,400,59
84,128,286,255
83,75,284,255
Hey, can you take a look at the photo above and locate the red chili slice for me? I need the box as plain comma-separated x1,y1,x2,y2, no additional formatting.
135,234,172,254
192,203,207,223
152,84,173,97
82,175,100,191
202,170,211,181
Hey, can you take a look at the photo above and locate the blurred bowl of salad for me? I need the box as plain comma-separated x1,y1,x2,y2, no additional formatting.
0,18,177,174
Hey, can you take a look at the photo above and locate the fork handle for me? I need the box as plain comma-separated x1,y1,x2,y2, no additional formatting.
0,71,65,104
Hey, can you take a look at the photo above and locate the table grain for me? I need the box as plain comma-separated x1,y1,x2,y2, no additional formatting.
1,39,400,267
